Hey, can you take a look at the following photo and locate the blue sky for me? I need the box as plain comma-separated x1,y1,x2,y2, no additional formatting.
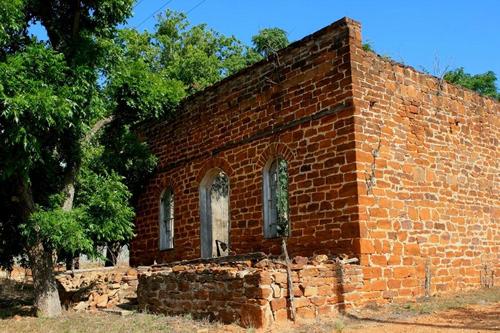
31,1,499,78
126,0,499,78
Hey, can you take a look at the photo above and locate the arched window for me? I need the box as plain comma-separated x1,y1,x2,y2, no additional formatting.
159,188,174,250
263,158,289,238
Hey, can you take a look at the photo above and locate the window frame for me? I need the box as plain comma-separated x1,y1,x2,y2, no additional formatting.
262,158,290,239
199,168,231,258
159,187,175,250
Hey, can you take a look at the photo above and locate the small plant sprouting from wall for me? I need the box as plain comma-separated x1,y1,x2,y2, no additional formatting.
362,42,374,52
425,257,432,298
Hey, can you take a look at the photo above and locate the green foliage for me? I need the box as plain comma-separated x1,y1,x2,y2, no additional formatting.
275,159,289,237
0,0,136,271
76,169,135,246
102,10,261,126
251,27,289,57
156,11,259,91
362,42,374,52
15,144,135,258
444,67,500,99
98,125,158,199
0,42,76,180
106,55,186,121
0,0,27,53
108,10,259,103
22,208,92,255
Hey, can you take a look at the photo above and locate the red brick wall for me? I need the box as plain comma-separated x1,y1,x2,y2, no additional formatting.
131,18,362,266
350,34,500,301
131,15,500,305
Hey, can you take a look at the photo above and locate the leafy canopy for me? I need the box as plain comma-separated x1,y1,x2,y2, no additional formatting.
106,9,260,119
444,67,500,100
252,27,289,57
0,0,136,264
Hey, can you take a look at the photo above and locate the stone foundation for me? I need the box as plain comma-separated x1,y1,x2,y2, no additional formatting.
137,254,363,328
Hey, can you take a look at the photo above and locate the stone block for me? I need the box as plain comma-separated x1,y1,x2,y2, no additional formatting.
240,304,271,329
296,306,316,320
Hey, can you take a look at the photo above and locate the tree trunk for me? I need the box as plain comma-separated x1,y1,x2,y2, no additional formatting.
281,238,296,322
62,166,77,211
105,243,120,267
17,178,62,317
28,243,62,317
65,255,73,271
65,253,80,271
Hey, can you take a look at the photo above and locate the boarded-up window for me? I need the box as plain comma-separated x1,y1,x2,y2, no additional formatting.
199,170,230,258
263,158,289,238
159,188,174,250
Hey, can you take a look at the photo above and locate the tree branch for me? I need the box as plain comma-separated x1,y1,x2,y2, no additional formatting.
61,115,116,211
84,115,116,143
72,0,81,40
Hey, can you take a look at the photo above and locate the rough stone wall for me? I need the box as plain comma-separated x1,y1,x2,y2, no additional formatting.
131,18,362,266
56,267,138,311
349,30,500,302
137,256,363,328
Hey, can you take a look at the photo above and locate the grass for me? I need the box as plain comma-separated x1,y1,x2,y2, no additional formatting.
0,312,231,333
392,287,500,316
0,279,33,319
333,318,346,332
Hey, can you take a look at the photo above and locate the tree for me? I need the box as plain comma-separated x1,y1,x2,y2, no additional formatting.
444,67,500,100
251,27,289,57
0,3,262,316
108,10,259,97
0,0,135,317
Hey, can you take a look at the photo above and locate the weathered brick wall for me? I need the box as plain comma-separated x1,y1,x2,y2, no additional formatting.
131,18,362,266
350,31,500,302
132,15,499,307
137,256,363,328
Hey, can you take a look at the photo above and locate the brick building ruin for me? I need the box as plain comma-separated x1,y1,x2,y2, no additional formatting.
132,17,499,326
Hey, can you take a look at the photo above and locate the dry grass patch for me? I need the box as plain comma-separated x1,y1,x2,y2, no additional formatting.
0,311,241,333
392,287,500,316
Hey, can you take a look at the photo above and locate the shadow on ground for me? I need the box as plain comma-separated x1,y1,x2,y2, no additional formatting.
0,279,34,319
344,289,500,332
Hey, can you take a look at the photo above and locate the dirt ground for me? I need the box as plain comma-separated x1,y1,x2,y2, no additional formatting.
0,278,498,333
